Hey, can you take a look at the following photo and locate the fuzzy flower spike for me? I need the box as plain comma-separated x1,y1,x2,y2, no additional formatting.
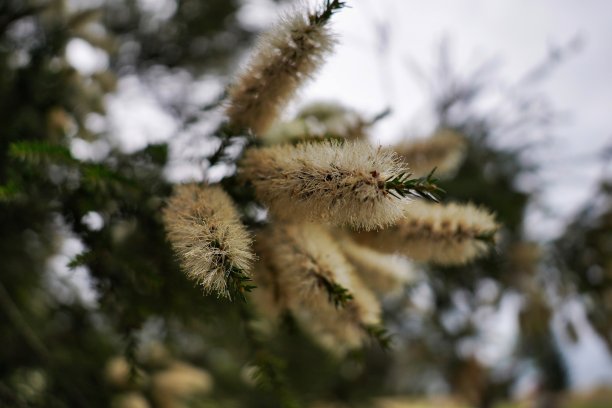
252,223,384,354
393,129,468,179
162,184,255,299
335,233,417,296
354,200,499,265
241,140,442,230
225,1,344,136
263,102,371,144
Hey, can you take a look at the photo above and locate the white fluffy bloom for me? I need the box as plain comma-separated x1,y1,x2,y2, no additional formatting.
393,129,467,179
162,184,254,298
225,6,336,135
353,200,499,265
240,140,410,230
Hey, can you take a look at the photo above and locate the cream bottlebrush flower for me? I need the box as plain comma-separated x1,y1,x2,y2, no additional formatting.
353,200,499,265
162,184,254,298
252,223,382,354
105,357,148,389
112,392,151,408
225,2,339,135
336,233,417,296
240,140,411,230
393,129,467,178
151,362,213,408
264,102,368,144
248,235,289,321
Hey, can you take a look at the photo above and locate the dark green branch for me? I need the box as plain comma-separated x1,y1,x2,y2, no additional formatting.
309,0,347,26
227,266,257,302
239,303,301,408
367,107,392,126
384,167,445,202
210,238,256,302
363,324,393,351
9,141,76,165
316,275,353,308
0,282,50,360
475,231,497,244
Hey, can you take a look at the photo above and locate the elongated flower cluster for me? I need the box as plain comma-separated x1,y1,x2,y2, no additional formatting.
225,4,338,135
393,129,467,178
335,232,417,296
162,184,254,298
264,102,368,144
353,200,499,265
252,223,381,354
152,362,213,408
241,140,411,230
161,0,502,360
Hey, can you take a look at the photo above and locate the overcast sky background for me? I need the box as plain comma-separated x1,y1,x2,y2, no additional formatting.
64,0,612,393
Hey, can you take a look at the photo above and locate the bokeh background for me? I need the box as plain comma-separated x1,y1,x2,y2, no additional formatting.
1,0,611,407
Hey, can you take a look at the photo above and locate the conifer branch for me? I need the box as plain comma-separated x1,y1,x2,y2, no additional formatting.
0,182,20,202
309,0,347,26
208,126,258,169
475,231,497,244
226,266,257,303
315,275,354,308
384,168,444,202
251,354,300,408
300,244,355,308
9,141,76,165
67,252,91,269
288,134,346,146
367,107,392,126
0,282,50,360
251,351,285,388
239,303,300,407
208,240,256,302
81,164,136,189
8,141,137,192
363,324,393,351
